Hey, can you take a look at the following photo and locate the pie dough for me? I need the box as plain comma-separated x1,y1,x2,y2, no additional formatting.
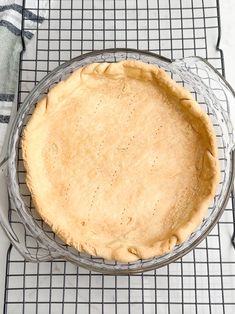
22,60,219,262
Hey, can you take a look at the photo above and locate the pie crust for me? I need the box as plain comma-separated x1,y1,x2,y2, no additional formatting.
22,60,219,262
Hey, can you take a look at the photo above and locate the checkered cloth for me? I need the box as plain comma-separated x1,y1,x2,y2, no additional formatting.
0,0,47,152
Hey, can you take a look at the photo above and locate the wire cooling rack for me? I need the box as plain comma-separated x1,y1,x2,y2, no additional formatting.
3,0,235,313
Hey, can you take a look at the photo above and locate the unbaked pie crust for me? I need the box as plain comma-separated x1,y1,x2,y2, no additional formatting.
22,60,219,262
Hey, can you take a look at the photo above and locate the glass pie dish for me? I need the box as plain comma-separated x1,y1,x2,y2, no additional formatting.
0,49,234,274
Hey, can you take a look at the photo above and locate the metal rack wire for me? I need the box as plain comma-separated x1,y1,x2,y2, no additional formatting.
3,0,235,313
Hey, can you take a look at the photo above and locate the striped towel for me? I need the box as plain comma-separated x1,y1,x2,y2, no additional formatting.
0,0,47,152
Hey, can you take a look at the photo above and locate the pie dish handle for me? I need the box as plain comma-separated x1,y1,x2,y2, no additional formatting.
0,160,20,247
170,56,235,151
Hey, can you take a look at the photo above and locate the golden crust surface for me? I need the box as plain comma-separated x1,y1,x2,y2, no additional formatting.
22,60,220,262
